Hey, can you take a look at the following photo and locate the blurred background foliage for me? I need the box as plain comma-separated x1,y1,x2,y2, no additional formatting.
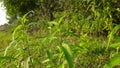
1,0,120,35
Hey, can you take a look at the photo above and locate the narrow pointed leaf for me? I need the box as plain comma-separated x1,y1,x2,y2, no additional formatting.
61,43,75,68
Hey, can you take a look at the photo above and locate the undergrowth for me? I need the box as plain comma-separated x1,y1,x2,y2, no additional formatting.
0,0,120,68
0,11,119,68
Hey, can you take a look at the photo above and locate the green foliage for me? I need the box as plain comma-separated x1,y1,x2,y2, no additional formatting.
0,0,120,68
104,54,120,68
107,25,120,48
104,25,120,68
61,43,75,68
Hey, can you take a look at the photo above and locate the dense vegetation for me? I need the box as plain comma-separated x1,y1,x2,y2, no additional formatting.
0,0,120,68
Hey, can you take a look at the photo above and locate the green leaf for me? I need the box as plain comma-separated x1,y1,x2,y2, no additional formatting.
59,60,67,68
42,59,50,64
48,21,57,26
24,57,30,68
61,43,75,68
13,25,22,40
104,54,120,68
104,64,112,68
107,25,120,49
21,11,31,24
111,43,120,48
47,49,53,62
0,56,16,60
58,16,65,26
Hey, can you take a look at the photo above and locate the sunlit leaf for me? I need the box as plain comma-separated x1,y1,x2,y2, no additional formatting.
59,60,67,68
61,43,75,68
42,59,50,64
111,43,120,48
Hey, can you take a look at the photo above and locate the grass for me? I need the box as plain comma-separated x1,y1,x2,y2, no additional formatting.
0,1,120,67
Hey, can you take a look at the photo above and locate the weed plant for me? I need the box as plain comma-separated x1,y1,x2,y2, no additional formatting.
0,0,120,68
